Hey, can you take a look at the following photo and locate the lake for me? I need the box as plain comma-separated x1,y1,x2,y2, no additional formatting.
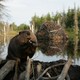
0,36,80,65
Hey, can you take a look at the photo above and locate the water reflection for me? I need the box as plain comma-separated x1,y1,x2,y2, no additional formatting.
0,35,80,65
0,35,13,60
0,44,8,60
32,50,68,62
37,39,68,56
33,38,80,65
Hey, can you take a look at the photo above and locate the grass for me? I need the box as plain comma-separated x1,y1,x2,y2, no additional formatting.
7,31,18,36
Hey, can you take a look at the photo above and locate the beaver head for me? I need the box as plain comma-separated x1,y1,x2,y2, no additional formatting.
17,30,37,46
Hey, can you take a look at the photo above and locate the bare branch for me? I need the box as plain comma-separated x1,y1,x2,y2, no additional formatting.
36,62,65,80
57,58,72,80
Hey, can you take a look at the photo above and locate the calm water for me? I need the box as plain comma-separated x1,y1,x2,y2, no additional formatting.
0,36,80,65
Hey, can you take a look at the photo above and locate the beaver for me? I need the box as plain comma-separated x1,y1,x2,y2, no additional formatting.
6,30,37,61
5,30,37,80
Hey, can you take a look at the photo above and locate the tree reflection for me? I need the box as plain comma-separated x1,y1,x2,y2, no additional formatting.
38,38,80,61
38,39,68,56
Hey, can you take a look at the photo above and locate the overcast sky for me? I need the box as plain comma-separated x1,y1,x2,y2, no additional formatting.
3,0,80,25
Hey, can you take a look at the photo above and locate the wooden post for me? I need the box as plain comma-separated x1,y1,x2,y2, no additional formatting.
37,63,42,77
13,58,20,80
25,56,32,80
57,58,72,80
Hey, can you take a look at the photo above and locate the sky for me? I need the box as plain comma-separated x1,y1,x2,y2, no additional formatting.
3,0,80,25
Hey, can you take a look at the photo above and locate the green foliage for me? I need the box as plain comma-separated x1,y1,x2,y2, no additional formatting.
45,13,52,21
31,8,80,33
65,9,74,28
10,22,17,31
17,23,29,31
31,14,45,30
52,12,62,22
66,28,74,39
31,13,52,30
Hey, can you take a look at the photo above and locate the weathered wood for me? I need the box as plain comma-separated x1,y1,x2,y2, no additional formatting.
19,71,26,80
0,60,15,80
13,58,20,80
11,59,80,80
19,57,32,80
37,63,42,77
36,62,65,80
46,72,51,78
57,58,72,80
42,75,59,80
25,56,32,80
